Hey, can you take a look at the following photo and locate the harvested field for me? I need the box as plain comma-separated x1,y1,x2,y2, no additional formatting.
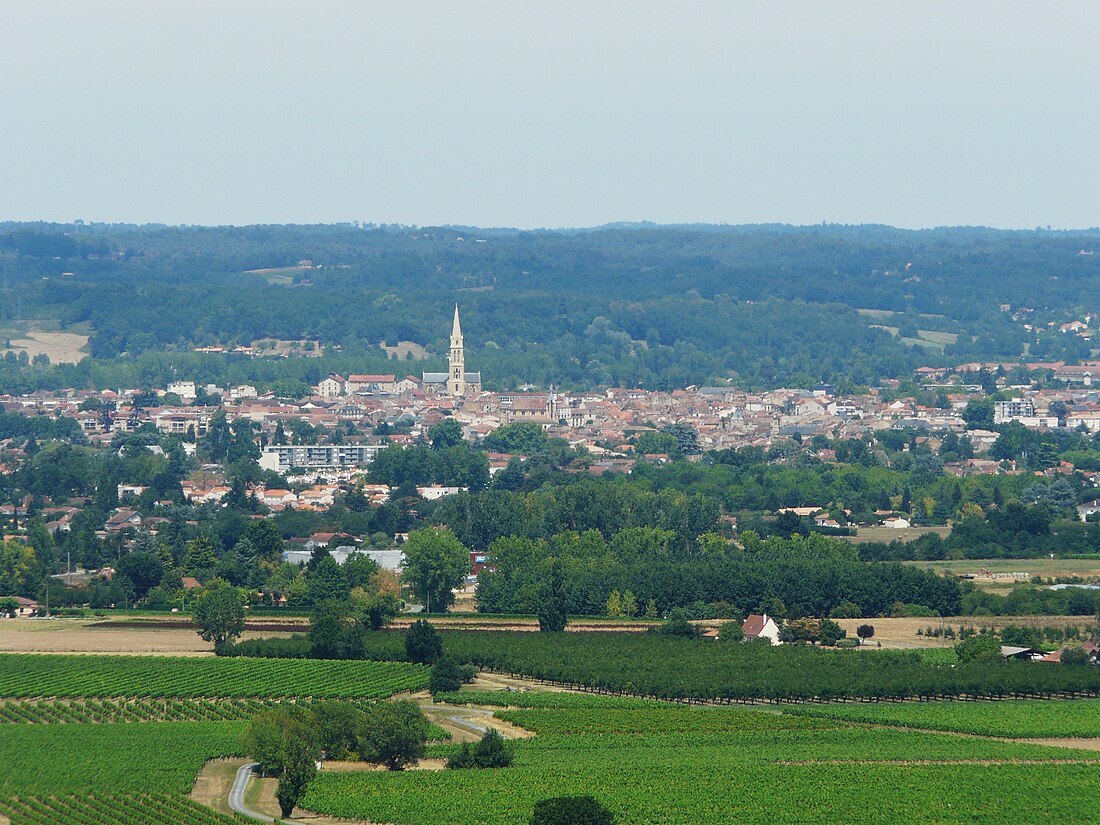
844,525,951,544
0,330,89,364
908,557,1100,581
833,615,1094,649
0,619,295,656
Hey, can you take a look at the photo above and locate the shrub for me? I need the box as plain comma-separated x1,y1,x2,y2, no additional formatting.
531,796,615,825
649,618,701,639
447,729,513,769
1061,647,1091,666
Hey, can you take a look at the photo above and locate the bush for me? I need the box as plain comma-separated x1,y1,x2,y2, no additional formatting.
1061,646,1091,666
429,657,463,695
649,618,701,639
835,638,859,648
717,621,744,642
447,728,513,769
405,619,443,664
531,796,614,825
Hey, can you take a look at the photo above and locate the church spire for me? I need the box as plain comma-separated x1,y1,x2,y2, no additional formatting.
448,304,466,396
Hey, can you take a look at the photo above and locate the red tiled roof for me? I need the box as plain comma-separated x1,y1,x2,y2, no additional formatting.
742,614,768,637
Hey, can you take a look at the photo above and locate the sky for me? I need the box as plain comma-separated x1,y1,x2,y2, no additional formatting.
1,0,1098,229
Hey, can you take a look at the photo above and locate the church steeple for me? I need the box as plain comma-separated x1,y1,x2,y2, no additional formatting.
448,304,465,396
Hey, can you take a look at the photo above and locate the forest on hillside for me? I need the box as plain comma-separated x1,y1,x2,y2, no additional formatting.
2,223,1099,392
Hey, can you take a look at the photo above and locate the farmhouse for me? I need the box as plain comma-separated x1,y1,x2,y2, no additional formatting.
0,596,40,618
742,613,782,645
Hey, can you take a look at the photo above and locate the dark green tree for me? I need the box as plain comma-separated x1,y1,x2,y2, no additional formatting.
192,578,245,649
405,619,443,664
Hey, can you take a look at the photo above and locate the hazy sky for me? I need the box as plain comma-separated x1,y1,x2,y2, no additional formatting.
2,1,1098,228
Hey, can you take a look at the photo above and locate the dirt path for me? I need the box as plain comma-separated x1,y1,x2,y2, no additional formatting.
191,758,246,816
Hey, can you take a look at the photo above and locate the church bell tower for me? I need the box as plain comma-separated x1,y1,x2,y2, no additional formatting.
448,304,465,396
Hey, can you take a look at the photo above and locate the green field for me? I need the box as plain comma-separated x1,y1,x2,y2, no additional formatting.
305,694,1100,825
0,654,428,698
0,721,245,796
0,793,243,825
783,698,1100,738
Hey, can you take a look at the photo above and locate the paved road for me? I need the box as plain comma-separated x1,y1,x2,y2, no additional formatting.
228,762,275,823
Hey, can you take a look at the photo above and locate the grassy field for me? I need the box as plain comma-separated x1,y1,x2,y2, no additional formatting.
833,616,1095,649
0,319,90,364
844,525,951,544
303,693,1100,825
783,698,1100,738
908,558,1100,580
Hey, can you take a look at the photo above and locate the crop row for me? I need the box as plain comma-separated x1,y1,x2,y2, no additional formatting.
0,793,245,825
0,696,397,725
397,631,1100,701
0,654,428,698
783,698,1100,738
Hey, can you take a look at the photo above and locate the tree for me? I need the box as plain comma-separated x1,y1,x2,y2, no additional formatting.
962,398,995,429
428,419,464,449
818,618,846,646
306,553,349,605
1061,646,1091,666
248,707,320,818
310,600,364,659
955,632,1001,662
717,620,744,642
183,536,218,579
429,657,463,695
356,700,429,770
605,590,623,618
531,796,615,825
192,578,245,649
855,624,875,645
115,551,164,600
405,619,443,664
311,700,363,761
400,528,469,613
482,422,547,455
537,558,568,632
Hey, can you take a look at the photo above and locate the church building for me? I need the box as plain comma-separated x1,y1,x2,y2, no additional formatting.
422,305,482,396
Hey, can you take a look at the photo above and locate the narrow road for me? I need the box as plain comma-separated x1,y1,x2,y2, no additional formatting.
229,762,275,823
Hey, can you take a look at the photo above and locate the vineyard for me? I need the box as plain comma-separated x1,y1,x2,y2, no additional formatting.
358,630,1100,702
0,722,245,796
0,793,246,825
0,697,450,733
0,654,428,698
303,693,1100,825
783,698,1100,738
